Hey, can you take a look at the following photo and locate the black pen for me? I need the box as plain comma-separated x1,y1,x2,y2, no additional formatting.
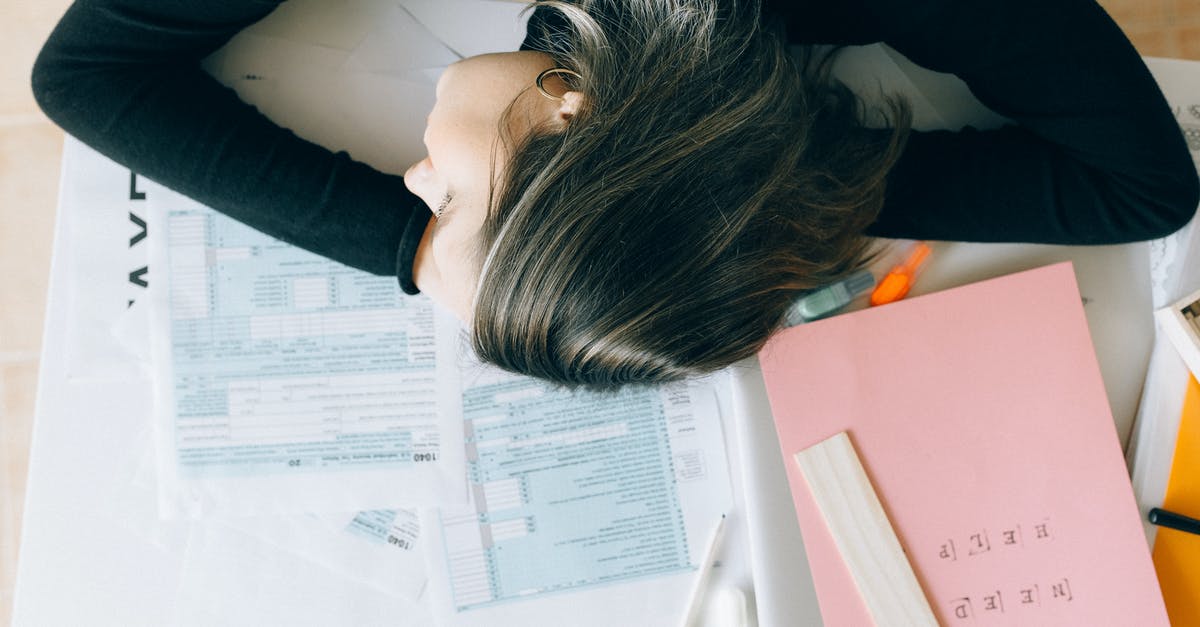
1148,507,1200,536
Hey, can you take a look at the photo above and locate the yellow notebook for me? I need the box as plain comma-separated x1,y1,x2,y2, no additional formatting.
1152,374,1200,624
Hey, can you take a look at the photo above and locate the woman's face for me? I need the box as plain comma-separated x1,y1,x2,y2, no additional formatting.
404,51,579,320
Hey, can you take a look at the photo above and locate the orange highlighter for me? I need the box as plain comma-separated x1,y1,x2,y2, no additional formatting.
869,241,931,306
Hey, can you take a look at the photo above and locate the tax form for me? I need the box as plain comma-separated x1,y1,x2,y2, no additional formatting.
147,184,466,518
102,243,434,604
424,364,733,626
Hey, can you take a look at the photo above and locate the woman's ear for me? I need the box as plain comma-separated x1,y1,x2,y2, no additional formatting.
556,91,584,122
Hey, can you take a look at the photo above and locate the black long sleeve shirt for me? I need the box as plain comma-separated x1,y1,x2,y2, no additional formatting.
32,0,1200,295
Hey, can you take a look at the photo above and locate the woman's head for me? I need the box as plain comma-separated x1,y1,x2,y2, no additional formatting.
406,0,909,388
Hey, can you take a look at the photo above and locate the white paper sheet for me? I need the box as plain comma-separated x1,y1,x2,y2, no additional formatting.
203,32,440,177
200,0,460,177
55,137,155,381
217,508,430,602
345,4,465,71
399,0,531,59
423,360,733,626
146,183,466,517
242,0,393,52
174,521,432,626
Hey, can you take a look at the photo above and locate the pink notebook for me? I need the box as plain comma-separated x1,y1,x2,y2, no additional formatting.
759,263,1167,625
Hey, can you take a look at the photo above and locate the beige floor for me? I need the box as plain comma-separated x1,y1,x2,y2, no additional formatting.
2,1,1199,624
2,0,75,623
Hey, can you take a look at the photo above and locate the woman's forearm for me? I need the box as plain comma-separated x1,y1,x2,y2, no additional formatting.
32,0,428,281
781,0,1199,243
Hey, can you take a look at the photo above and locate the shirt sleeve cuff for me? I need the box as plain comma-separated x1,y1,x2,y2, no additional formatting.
396,200,432,295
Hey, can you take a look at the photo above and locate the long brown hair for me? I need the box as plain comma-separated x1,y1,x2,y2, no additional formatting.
472,0,909,388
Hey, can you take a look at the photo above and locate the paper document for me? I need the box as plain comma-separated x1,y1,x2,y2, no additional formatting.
345,508,422,551
147,185,465,517
109,291,432,602
425,366,733,626
400,0,531,59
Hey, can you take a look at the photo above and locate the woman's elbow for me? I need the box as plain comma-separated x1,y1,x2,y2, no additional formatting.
1098,146,1200,243
1142,162,1200,240
30,41,71,126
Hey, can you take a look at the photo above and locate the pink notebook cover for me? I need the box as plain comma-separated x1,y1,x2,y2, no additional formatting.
759,263,1167,626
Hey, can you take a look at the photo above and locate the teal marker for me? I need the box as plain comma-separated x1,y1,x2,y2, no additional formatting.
784,269,876,327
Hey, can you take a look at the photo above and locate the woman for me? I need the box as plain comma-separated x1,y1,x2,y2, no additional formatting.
33,0,1199,387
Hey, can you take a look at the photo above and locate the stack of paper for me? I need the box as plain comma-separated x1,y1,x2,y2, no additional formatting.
131,177,734,623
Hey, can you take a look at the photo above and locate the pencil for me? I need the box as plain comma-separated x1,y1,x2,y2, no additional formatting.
679,514,727,627
1148,507,1200,536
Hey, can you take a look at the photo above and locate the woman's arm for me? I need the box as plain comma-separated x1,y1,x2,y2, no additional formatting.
32,0,431,292
779,0,1199,244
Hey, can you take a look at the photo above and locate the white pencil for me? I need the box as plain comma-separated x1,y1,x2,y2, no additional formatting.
679,514,728,627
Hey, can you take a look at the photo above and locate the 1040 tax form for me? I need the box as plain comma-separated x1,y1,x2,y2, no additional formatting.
146,184,467,518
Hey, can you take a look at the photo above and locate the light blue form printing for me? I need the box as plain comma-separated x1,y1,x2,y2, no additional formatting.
346,509,420,551
442,380,692,610
166,208,436,477
346,510,397,544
